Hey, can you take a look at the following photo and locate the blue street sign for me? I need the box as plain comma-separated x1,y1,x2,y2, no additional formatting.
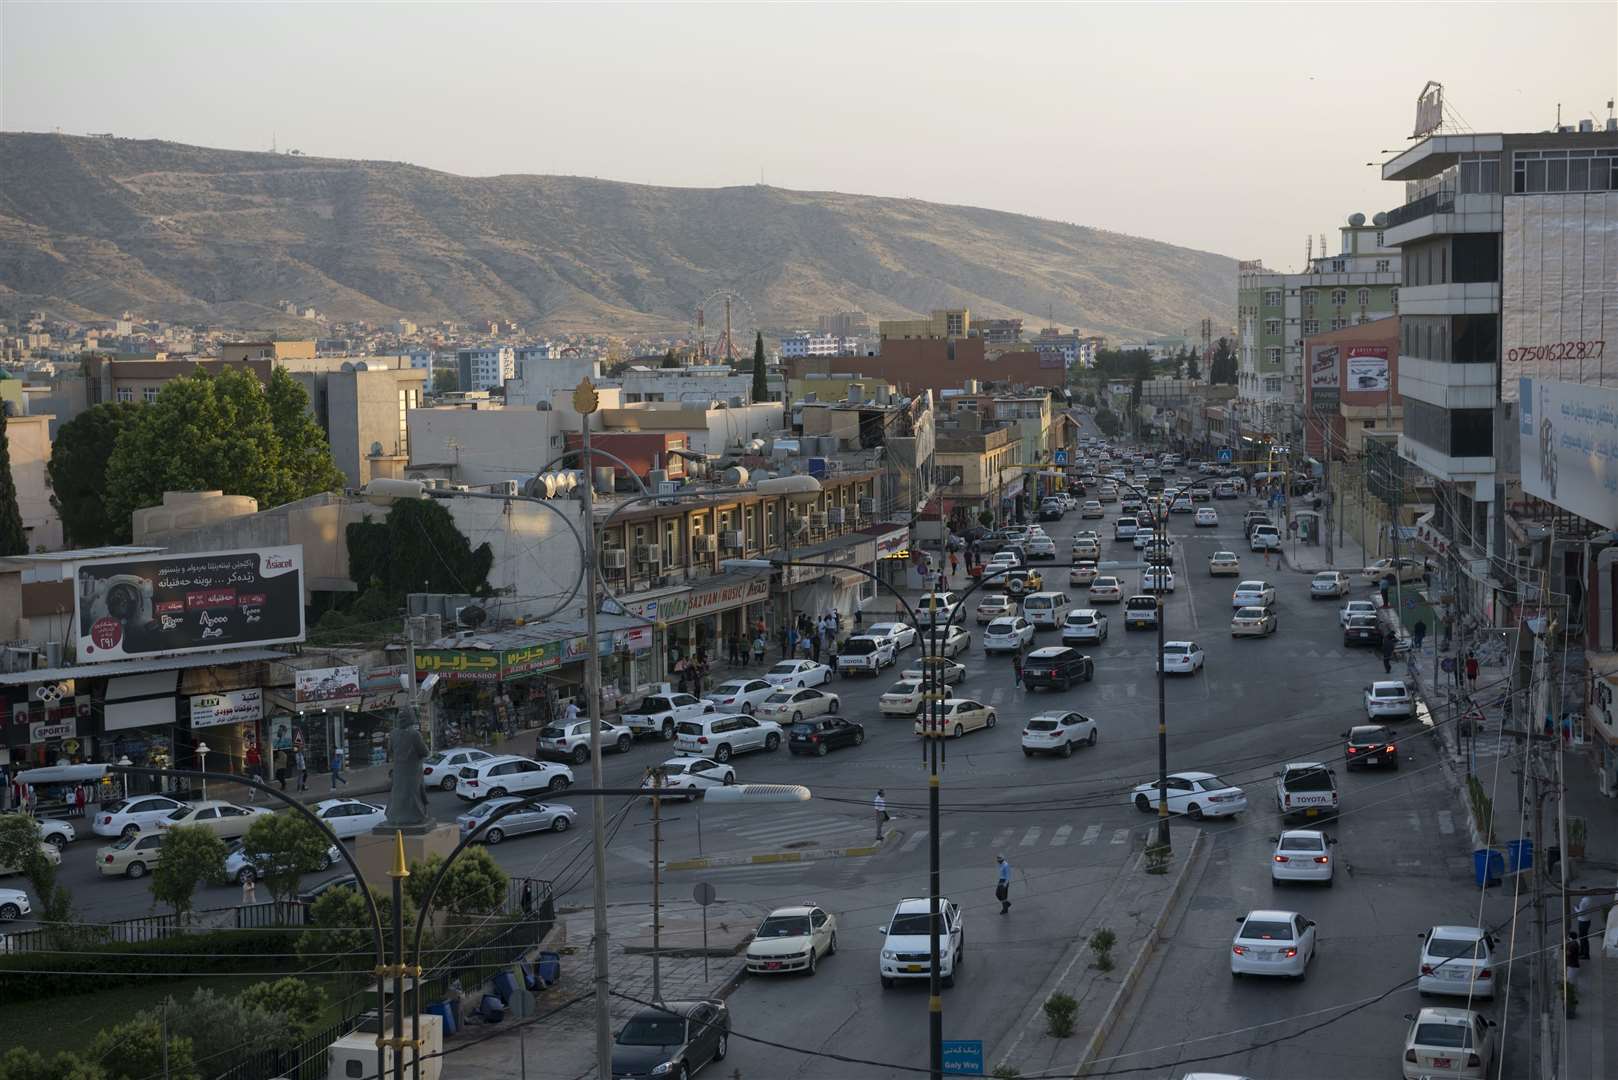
942,1041,984,1075
1054,449,1069,466
1217,447,1233,463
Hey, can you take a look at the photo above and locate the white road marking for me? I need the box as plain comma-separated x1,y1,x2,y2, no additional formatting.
1081,824,1102,845
901,830,927,853
939,829,957,847
1408,812,1423,832
962,831,980,849
1111,828,1129,845
1052,825,1073,846
1437,811,1455,835
990,828,1016,851
990,688,1006,705
1019,826,1041,847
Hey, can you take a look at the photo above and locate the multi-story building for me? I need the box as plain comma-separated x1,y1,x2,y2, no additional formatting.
817,311,870,337
879,308,970,341
787,337,1067,398
1236,216,1401,435
456,346,516,392
779,333,861,359
972,318,1024,346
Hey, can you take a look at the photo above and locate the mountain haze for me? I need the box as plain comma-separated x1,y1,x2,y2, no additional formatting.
0,134,1234,340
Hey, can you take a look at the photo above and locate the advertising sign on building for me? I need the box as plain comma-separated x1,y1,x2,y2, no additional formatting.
190,687,264,729
293,666,361,704
685,574,771,619
1518,377,1618,529
1344,346,1390,392
413,650,500,682
1308,345,1340,413
74,546,306,661
500,642,563,679
1500,196,1616,403
29,717,76,742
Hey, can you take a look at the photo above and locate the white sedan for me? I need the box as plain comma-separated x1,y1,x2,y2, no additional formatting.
1310,571,1351,598
1026,536,1058,560
914,699,996,738
879,680,926,717
902,658,967,686
1231,580,1276,608
1231,606,1278,637
456,798,577,845
866,622,919,650
1021,711,1098,757
1416,926,1499,1000
1365,680,1415,719
918,624,972,658
643,757,734,799
982,617,1035,653
705,678,778,714
747,905,840,976
755,687,841,724
1069,561,1099,586
1270,829,1335,884
310,799,387,840
765,660,833,688
423,747,496,790
1230,909,1316,979
1208,551,1241,576
1339,600,1377,628
1132,770,1245,818
1401,1008,1496,1079
975,595,1017,623
93,795,189,839
1088,576,1124,603
1194,507,1219,527
156,801,271,840
0,887,33,920
1156,641,1205,675
1141,567,1176,593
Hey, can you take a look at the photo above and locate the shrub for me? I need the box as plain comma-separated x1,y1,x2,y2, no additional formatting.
1043,991,1078,1038
1090,927,1117,971
0,928,303,1003
149,825,226,921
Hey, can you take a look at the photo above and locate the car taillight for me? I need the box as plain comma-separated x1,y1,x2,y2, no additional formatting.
1273,855,1289,863
1314,856,1329,864
101,816,112,825
1283,795,1292,808
698,737,709,744
1386,744,1396,753
423,767,432,775
1231,945,1246,956
1347,747,1358,754
1283,948,1297,958
468,778,479,786
1478,968,1492,979
1421,964,1435,975
811,735,820,742
104,854,113,863
1405,1050,1417,1064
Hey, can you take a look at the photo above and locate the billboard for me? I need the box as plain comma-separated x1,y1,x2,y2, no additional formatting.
75,546,305,661
190,687,264,729
1518,377,1618,529
1309,345,1340,413
293,666,360,704
1344,346,1390,392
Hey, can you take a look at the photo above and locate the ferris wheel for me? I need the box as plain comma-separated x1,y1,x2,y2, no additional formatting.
692,289,757,364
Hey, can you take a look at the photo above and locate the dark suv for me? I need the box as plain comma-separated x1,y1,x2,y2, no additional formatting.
612,999,730,1080
1342,725,1399,769
1021,646,1094,691
788,717,866,756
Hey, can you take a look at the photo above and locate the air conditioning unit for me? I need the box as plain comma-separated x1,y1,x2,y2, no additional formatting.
635,544,663,564
601,548,628,570
720,530,743,549
694,535,718,554
808,512,829,530
858,497,877,514
495,480,519,497
827,507,846,525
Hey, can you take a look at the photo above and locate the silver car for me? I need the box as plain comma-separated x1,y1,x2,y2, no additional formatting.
456,797,576,844
222,839,339,885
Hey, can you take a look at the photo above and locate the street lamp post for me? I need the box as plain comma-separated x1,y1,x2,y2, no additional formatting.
195,741,210,800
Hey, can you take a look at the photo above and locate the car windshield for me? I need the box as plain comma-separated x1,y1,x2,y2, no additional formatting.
464,802,501,819
888,913,932,936
646,765,686,779
165,808,189,820
769,664,798,676
1239,919,1295,941
1413,1022,1472,1049
423,752,448,765
1427,935,1487,959
101,800,131,814
674,722,704,736
1284,768,1333,791
1279,836,1323,852
716,682,748,694
1374,686,1406,698
765,693,793,704
757,915,812,938
1163,645,1189,655
1313,574,1335,582
842,639,878,655
1349,727,1388,742
1024,597,1051,609
617,1017,687,1046
888,682,920,694
1026,720,1058,731
1349,616,1378,628
1238,581,1264,591
1236,608,1267,619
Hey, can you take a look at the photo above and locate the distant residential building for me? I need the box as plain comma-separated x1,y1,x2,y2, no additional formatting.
290,358,428,487
817,311,870,337
456,346,516,392
2,409,61,551
972,318,1024,346
879,308,970,341
788,337,1065,399
779,333,860,359
220,339,317,365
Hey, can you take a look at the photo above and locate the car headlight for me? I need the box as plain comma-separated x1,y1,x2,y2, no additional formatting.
650,1064,674,1076
882,950,896,960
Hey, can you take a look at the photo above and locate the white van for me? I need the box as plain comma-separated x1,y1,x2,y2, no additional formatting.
1021,591,1073,629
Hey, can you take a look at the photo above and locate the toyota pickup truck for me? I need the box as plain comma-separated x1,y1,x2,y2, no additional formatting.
1275,762,1339,820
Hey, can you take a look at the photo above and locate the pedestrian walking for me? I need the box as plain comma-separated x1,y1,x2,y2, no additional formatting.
330,746,348,789
949,551,959,577
294,744,308,792
1379,578,1391,607
1412,619,1427,653
241,874,257,906
1012,650,1024,688
1565,931,1581,989
1380,633,1395,674
809,634,821,663
521,879,535,916
273,748,288,791
752,633,766,665
1575,893,1599,959
244,742,262,801
1465,652,1479,691
874,789,889,841
779,627,790,660
853,609,863,631
996,856,1012,913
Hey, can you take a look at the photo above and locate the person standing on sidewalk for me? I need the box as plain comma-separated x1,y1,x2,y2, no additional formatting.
996,855,1013,913
241,873,257,907
1012,649,1024,688
244,742,262,801
273,747,288,792
1575,892,1599,959
1412,619,1427,653
1465,652,1479,692
874,789,889,841
330,746,348,789
294,742,308,792
1380,632,1396,674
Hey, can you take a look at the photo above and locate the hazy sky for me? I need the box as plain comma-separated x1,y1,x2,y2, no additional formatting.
4,2,1615,271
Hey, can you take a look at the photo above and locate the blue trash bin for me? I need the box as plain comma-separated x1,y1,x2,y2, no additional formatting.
536,950,561,986
427,1001,456,1037
480,994,505,1023
493,970,518,1004
1506,838,1533,874
1473,848,1505,887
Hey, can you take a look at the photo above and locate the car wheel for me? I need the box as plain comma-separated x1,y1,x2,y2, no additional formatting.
715,745,732,763
815,742,829,757
1187,804,1203,820
121,823,140,839
797,681,806,689
1087,728,1098,747
881,976,894,989
807,949,817,975
1135,794,1153,812
486,828,505,845
549,775,570,792
237,867,257,885
45,835,67,851
714,1032,728,1060
662,720,675,740
1023,748,1034,757
1060,741,1074,758
792,711,804,724
954,724,965,738
440,775,458,791
553,815,572,833
488,787,508,799
829,698,840,714
986,712,996,728
942,965,955,988
572,745,590,765
723,771,735,785
0,902,21,920
616,735,632,754
829,931,838,955
126,861,147,879
764,733,781,751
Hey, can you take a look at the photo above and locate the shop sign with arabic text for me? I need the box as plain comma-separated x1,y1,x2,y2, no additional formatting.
414,649,501,682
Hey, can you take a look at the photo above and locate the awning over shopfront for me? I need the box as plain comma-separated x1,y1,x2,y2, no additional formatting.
0,647,296,688
408,613,655,684
783,534,878,587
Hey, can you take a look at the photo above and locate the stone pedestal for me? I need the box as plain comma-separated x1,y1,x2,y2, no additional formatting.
353,823,459,891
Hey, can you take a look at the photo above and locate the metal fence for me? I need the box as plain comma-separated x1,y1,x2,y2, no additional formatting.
2,900,306,955
214,1016,366,1080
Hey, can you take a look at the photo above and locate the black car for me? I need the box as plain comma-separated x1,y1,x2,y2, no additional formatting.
297,873,358,906
1243,511,1272,537
788,717,866,756
612,999,729,1080
1343,614,1383,647
1039,503,1065,522
1342,725,1399,769
1022,646,1094,690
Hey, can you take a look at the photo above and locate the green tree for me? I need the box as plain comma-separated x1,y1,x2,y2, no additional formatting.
1094,408,1121,437
241,811,331,904
0,407,26,556
1186,353,1202,381
265,367,348,502
45,403,143,546
148,824,227,922
0,814,73,930
431,364,459,394
404,848,508,916
87,1015,197,1080
0,1047,104,1080
1208,337,1237,385
345,497,493,603
103,367,345,534
661,348,680,369
239,977,329,1037
163,988,293,1076
751,332,768,402
298,885,414,972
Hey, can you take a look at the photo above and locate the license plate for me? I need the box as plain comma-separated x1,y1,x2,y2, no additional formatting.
1305,808,1319,817
766,962,781,970
1365,757,1379,765
1432,1058,1451,1069
905,964,924,973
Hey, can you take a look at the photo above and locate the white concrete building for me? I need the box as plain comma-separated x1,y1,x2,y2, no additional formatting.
780,333,860,359
455,346,515,392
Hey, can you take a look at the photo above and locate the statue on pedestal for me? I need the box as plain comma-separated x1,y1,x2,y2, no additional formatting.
383,700,430,831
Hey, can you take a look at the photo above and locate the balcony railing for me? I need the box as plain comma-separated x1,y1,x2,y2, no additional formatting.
1384,188,1455,229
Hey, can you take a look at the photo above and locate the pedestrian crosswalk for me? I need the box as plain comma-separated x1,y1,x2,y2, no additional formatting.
892,821,1153,857
717,805,872,851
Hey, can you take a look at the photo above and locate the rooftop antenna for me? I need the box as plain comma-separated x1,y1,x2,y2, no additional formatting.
1321,233,1329,259
272,130,277,154
1305,235,1312,266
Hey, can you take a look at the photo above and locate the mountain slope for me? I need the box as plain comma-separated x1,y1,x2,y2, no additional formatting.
0,133,1234,340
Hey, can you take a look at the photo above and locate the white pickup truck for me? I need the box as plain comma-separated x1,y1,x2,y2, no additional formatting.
1275,762,1339,820
619,690,713,741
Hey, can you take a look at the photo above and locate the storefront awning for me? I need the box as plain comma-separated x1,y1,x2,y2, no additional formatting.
0,647,296,688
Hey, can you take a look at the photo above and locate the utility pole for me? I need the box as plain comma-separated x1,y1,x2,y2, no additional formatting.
650,767,664,1004
1154,506,1171,850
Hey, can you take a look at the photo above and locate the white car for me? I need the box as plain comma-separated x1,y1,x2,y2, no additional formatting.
454,755,574,801
1417,926,1498,999
1132,770,1244,818
1194,507,1219,527
1080,500,1105,519
1133,529,1157,551
1231,606,1278,637
92,795,189,839
1310,571,1351,598
879,680,926,717
1362,557,1427,585
1230,909,1316,979
1069,561,1099,586
916,592,962,626
1026,536,1057,560
1365,680,1415,719
982,617,1035,653
1270,829,1335,885
917,624,971,658
673,714,783,761
0,841,60,877
880,897,963,988
866,622,919,650
22,818,76,850
1231,580,1276,608
755,687,840,724
1401,1008,1497,1079
705,678,778,714
837,635,897,675
915,698,996,738
1208,551,1241,576
1021,711,1098,757
975,594,1017,624
1340,599,1377,628
456,798,576,845
223,838,339,884
1141,567,1175,593
643,757,734,799
901,657,966,686
747,905,839,976
620,692,714,740
1156,641,1205,675
1113,517,1139,540
1071,538,1101,560
1249,525,1281,551
764,659,833,688
156,801,271,841
537,718,635,763
423,747,496,790
0,887,33,920
1170,496,1194,513
1062,608,1108,644
1088,576,1123,603
310,799,386,840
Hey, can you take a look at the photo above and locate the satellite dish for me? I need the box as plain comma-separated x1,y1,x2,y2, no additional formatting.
1348,212,1367,226
459,604,488,629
